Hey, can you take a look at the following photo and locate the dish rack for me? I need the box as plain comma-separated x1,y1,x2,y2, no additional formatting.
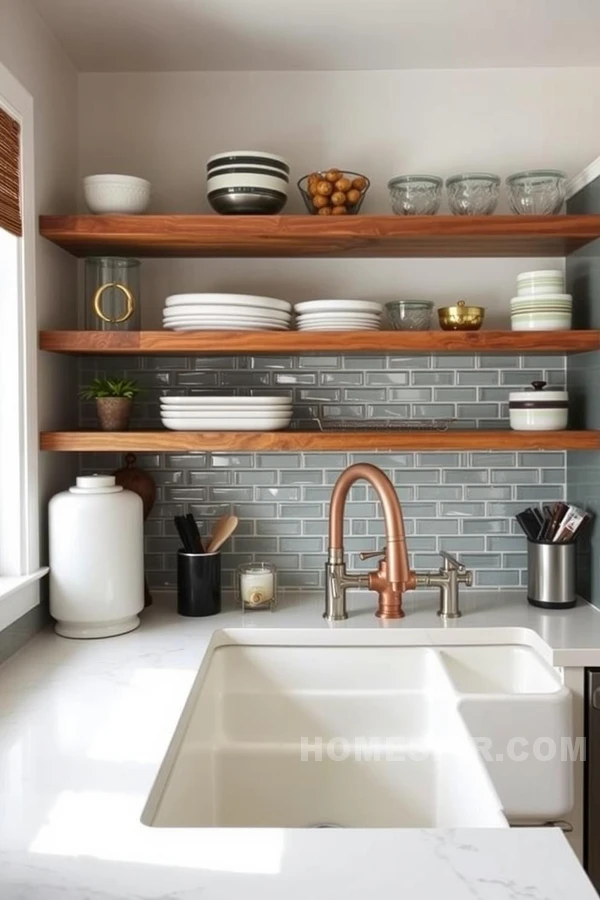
313,418,456,432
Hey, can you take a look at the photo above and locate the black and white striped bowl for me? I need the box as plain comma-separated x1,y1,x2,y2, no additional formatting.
206,152,289,214
207,150,289,175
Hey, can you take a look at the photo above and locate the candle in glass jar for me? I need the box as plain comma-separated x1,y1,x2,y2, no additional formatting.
239,565,275,608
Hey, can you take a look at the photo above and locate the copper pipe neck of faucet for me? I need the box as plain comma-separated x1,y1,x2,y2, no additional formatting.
328,463,412,585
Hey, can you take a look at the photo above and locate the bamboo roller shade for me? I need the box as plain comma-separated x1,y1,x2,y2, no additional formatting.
0,106,21,237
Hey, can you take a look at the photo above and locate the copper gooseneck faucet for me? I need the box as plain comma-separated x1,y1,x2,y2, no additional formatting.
325,463,473,621
326,463,416,620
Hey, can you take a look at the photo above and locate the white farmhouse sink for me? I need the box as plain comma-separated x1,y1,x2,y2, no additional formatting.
143,632,572,829
440,646,573,819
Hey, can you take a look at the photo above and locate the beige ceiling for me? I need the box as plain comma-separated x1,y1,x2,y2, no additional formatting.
30,0,600,72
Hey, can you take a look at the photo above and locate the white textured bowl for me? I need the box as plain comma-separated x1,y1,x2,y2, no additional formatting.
83,174,151,214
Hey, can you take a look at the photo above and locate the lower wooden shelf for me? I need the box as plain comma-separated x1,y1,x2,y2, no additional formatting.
39,430,600,452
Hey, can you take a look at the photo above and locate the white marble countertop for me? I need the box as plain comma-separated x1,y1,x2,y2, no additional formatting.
0,589,599,900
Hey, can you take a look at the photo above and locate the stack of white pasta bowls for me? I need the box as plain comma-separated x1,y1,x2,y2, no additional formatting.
294,299,382,331
511,270,572,331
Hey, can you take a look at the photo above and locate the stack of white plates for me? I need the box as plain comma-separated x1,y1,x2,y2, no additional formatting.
160,396,293,431
294,299,383,331
511,269,571,331
162,293,293,331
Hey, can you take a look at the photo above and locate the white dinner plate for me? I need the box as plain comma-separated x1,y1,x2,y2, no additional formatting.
163,311,287,317
294,299,383,314
163,310,291,319
164,293,292,313
163,316,291,328
296,316,380,325
297,324,381,331
164,323,290,331
295,310,381,320
161,408,290,414
161,416,291,431
297,313,380,320
160,406,292,421
163,305,291,321
162,320,290,329
161,395,291,405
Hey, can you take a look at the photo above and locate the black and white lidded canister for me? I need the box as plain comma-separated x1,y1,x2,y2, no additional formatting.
509,381,568,431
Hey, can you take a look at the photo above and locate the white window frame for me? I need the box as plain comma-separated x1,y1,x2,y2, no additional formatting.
0,60,42,618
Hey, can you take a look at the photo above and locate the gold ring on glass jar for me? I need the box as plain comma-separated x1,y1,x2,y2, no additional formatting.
93,282,136,324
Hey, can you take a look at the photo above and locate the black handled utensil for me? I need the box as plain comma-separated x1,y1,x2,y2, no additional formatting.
546,502,568,542
175,515,197,553
516,510,542,542
186,512,204,552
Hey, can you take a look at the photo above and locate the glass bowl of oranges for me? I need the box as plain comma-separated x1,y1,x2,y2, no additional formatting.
298,169,370,215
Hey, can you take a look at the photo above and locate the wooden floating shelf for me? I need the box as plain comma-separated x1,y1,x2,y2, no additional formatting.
39,330,600,356
40,430,600,453
39,214,600,259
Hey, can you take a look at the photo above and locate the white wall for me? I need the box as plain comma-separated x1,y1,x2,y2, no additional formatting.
79,68,600,327
0,0,78,578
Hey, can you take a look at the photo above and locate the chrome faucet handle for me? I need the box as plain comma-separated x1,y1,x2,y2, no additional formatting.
439,550,466,573
359,547,386,561
327,567,341,601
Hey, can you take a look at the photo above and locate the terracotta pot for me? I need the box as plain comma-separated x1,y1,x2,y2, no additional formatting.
96,397,132,431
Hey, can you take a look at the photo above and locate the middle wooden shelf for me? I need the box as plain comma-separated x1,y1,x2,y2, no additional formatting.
39,330,600,356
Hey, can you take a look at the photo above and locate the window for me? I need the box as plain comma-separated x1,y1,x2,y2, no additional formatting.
0,61,42,623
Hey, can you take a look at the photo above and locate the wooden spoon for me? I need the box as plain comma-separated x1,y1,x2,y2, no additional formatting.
207,515,239,553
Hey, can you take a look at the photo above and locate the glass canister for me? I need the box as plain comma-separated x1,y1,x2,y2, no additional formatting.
84,257,141,330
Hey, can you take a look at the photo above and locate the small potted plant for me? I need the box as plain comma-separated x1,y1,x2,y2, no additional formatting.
79,377,140,431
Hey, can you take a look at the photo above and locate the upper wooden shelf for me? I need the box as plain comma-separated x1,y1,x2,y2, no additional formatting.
38,214,600,259
39,330,600,356
40,430,600,452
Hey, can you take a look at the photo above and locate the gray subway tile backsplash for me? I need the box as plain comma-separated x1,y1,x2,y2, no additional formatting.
79,352,566,591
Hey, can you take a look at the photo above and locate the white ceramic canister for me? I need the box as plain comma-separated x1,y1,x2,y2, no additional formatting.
49,475,144,638
509,381,568,431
